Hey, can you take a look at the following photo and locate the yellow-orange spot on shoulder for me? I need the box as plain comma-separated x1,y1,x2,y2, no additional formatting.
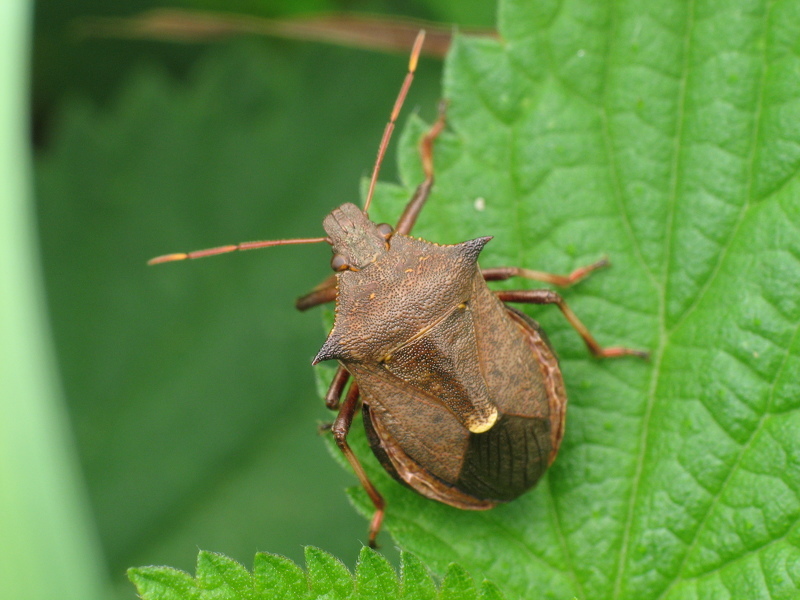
405,268,414,273
419,255,430,262
369,293,376,300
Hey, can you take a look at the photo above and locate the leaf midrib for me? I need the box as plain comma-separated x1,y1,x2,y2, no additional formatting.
652,2,774,597
611,0,697,597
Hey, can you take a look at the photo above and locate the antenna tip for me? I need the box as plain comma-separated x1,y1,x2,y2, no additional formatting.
409,30,426,71
148,253,187,265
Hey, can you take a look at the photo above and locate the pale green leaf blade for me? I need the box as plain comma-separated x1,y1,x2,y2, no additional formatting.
1,3,108,600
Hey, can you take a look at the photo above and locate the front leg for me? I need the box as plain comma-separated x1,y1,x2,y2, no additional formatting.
323,365,351,411
296,274,337,311
330,382,386,548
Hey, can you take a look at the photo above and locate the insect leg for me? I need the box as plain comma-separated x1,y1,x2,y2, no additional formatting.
394,102,448,235
482,257,609,287
331,382,386,547
324,366,351,411
496,289,649,359
295,274,337,311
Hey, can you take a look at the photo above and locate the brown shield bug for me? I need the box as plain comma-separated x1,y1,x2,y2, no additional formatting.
150,31,648,547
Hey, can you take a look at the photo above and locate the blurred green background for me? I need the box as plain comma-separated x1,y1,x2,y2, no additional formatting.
20,1,494,599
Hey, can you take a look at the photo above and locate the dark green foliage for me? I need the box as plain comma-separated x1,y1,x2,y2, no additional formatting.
36,38,442,582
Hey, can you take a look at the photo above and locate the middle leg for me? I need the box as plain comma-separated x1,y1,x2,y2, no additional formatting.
482,256,609,287
497,289,649,359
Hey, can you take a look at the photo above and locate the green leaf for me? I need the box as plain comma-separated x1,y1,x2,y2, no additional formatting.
477,581,506,600
399,551,437,600
305,547,353,600
439,565,478,600
341,0,800,599
195,552,254,598
253,553,309,599
128,565,201,600
354,547,398,599
130,548,502,600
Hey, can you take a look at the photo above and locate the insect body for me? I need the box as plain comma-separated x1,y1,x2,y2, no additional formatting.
150,31,647,547
316,204,565,510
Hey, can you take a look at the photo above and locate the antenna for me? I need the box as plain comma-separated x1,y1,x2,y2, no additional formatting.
148,30,426,266
148,237,330,265
362,30,425,213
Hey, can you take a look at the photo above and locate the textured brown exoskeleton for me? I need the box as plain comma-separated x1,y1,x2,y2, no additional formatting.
150,31,648,547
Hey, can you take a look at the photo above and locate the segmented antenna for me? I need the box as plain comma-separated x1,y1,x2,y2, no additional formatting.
148,237,330,265
362,30,425,213
148,30,426,266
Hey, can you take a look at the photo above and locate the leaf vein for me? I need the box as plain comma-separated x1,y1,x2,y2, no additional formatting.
545,478,587,600
657,319,798,599
667,0,773,334
613,0,697,596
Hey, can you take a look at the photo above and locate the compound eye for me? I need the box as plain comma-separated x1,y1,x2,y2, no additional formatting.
376,223,394,240
331,254,349,272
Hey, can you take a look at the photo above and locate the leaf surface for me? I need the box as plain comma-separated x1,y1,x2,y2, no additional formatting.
349,0,800,598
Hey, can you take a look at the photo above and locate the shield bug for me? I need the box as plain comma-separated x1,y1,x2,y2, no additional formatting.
150,31,648,547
